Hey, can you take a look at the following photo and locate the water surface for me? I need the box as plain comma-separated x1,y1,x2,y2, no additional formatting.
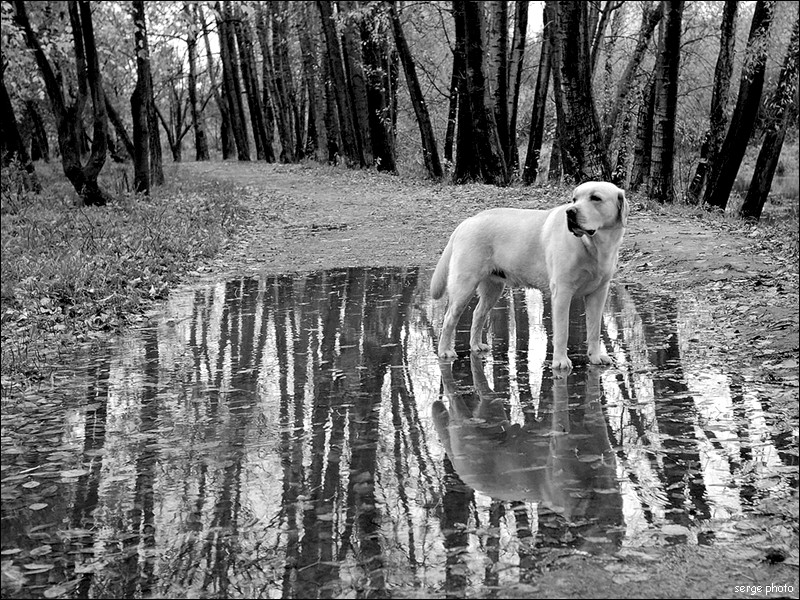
1,267,795,598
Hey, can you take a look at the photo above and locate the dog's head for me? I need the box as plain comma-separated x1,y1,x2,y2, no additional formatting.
566,181,628,238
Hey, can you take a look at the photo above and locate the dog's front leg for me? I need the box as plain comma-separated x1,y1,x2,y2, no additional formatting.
584,282,612,365
550,284,573,370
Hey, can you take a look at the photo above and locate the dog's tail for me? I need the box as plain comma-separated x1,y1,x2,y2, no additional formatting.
430,238,453,299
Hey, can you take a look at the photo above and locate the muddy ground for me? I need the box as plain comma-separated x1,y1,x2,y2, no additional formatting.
174,162,800,597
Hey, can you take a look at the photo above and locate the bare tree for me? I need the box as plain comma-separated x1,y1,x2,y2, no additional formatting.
705,0,775,210
185,2,209,161
217,0,250,161
649,0,683,203
131,0,152,192
552,0,610,183
687,0,737,203
741,14,799,219
522,0,554,184
389,1,442,178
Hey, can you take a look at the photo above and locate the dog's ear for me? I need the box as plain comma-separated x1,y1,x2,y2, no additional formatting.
617,190,629,226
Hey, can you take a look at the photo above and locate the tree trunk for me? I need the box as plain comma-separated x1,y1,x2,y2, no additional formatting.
687,0,737,203
389,1,441,178
14,0,110,205
444,49,460,164
649,0,683,203
233,3,272,161
506,0,528,171
217,0,250,161
630,74,656,191
105,94,135,160
25,100,50,162
590,0,621,76
0,67,40,191
522,0,554,184
740,14,799,219
316,0,360,165
362,4,397,172
148,71,165,184
603,2,663,147
185,2,209,161
705,0,775,210
459,0,509,185
453,0,479,181
298,1,326,161
271,1,303,161
340,0,373,167
553,0,610,183
131,0,151,193
487,1,510,171
198,2,235,158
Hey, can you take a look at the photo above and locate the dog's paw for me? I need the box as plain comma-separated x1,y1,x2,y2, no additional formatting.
438,348,458,361
551,355,573,371
470,342,491,354
588,352,613,365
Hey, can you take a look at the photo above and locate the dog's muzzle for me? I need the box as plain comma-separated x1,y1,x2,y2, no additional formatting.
566,208,595,237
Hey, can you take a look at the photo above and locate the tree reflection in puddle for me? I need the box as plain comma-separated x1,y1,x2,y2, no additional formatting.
0,267,794,599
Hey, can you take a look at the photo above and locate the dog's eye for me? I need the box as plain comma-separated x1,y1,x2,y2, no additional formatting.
590,195,602,202
571,197,577,203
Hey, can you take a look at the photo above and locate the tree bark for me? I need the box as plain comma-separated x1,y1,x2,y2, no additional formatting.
705,0,775,210
340,0,373,167
104,94,134,160
523,0,554,184
458,0,509,185
444,48,460,164
590,1,622,76
25,100,50,162
298,1,326,161
186,2,209,161
271,1,303,161
389,1,441,178
217,0,250,161
233,3,272,161
131,0,151,193
687,0,737,203
198,2,234,158
603,2,663,147
452,0,479,181
649,0,683,203
506,0,528,171
361,4,397,172
552,0,610,183
487,1,509,170
740,13,799,219
316,0,360,165
630,73,656,191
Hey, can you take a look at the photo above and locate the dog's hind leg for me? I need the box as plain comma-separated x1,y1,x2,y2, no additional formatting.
437,277,478,359
470,278,505,353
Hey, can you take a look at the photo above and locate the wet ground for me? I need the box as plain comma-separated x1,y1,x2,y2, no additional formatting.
1,267,797,598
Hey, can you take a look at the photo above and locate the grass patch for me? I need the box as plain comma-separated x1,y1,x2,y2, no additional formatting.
1,161,246,394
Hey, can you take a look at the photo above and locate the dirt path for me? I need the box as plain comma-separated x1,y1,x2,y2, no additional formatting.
178,161,798,369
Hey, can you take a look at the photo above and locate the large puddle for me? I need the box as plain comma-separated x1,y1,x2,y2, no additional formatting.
1,267,796,598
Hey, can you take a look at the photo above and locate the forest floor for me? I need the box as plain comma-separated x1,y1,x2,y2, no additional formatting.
174,161,799,599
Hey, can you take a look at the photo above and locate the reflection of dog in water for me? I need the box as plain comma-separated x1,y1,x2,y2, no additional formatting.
432,354,622,542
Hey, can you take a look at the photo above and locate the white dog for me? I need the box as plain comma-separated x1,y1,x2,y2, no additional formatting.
430,181,628,369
